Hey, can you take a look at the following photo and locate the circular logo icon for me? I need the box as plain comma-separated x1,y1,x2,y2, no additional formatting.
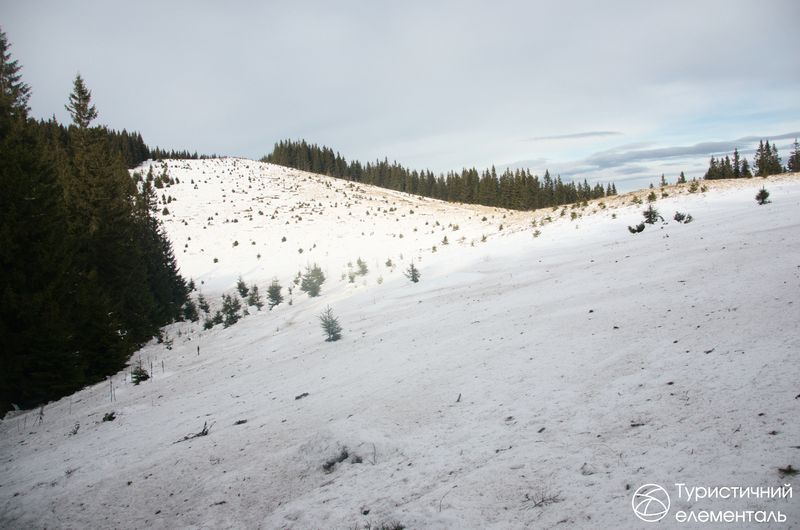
632,483,671,522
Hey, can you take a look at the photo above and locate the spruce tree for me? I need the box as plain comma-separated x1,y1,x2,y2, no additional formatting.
64,74,97,128
134,180,187,326
643,204,659,224
182,299,199,322
247,284,264,310
236,276,249,298
704,156,719,180
319,306,342,342
722,156,734,179
267,280,283,309
300,264,325,297
769,143,782,174
755,140,766,176
405,262,421,283
755,139,782,177
221,293,242,327
356,257,368,276
0,29,31,118
740,158,752,178
197,293,210,314
57,73,184,396
789,139,800,173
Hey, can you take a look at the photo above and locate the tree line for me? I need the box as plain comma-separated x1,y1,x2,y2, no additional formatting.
704,139,800,180
29,120,216,170
263,139,617,211
0,30,189,414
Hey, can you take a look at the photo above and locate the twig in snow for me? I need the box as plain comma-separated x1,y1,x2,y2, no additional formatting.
524,486,562,508
438,485,457,512
174,421,214,444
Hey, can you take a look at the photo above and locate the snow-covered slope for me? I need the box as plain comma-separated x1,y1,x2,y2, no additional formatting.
2,160,799,529
137,158,533,295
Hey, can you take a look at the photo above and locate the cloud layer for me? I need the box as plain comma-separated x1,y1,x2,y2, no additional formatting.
525,131,623,142
4,0,799,189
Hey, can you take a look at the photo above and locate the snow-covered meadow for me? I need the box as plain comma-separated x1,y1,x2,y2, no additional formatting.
2,159,799,529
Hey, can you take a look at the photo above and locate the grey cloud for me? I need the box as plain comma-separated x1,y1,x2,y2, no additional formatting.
611,164,652,176
585,132,800,171
733,133,800,145
525,131,622,142
499,130,800,193
497,157,549,171
3,1,799,178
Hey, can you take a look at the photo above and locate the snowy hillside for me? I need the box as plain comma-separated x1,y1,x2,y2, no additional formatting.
134,158,534,295
2,160,799,529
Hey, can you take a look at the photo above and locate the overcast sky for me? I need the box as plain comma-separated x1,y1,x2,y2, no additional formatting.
4,0,799,190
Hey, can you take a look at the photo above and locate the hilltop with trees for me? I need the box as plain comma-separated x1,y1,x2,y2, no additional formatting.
704,139,797,180
263,139,617,211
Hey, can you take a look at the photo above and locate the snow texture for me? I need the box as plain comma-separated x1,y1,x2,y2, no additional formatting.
2,159,799,529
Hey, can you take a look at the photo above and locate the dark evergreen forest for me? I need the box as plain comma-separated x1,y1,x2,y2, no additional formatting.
0,30,189,414
703,139,798,180
263,139,617,211
29,120,215,171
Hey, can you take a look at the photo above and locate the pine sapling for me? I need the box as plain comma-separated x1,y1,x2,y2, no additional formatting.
221,293,242,327
642,204,660,224
247,284,264,310
300,264,325,297
319,306,342,342
356,257,368,276
405,262,421,283
236,276,249,297
131,361,149,385
267,280,283,309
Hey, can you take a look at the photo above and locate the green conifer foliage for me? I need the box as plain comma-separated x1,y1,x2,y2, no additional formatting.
0,32,188,413
319,306,342,342
262,139,615,211
300,264,326,297
247,284,264,310
643,204,659,224
65,74,98,129
405,262,421,283
788,139,800,173
267,280,283,309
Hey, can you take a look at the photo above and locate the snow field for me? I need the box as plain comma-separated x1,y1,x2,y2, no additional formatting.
1,161,798,529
